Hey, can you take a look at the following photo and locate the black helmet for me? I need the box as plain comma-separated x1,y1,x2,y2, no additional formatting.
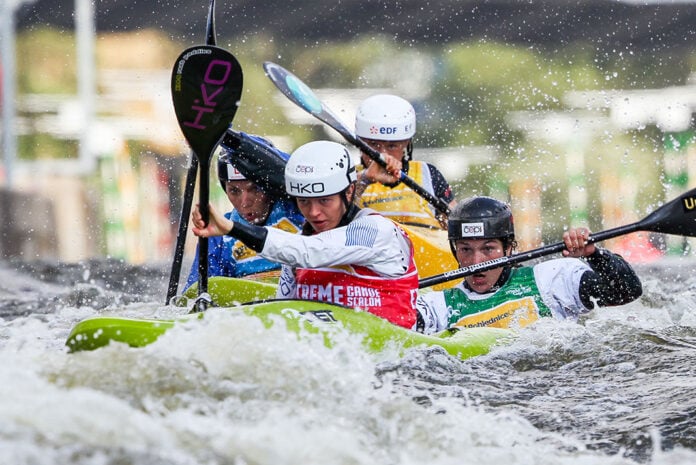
448,196,515,255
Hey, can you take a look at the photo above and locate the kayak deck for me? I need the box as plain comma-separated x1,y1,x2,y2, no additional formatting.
66,299,512,360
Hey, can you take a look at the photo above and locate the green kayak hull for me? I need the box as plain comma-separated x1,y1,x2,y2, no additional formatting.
66,277,512,360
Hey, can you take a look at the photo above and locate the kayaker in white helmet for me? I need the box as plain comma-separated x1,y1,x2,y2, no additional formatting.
184,135,305,289
415,196,643,333
354,94,456,229
191,140,420,329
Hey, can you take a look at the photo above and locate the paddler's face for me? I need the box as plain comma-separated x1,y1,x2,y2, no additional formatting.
360,138,409,165
225,180,272,225
296,193,348,233
454,238,510,293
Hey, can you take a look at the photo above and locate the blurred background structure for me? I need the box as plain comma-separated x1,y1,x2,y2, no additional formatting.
2,0,696,264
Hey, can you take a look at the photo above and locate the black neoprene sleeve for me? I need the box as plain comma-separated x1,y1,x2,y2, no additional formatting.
578,248,643,308
225,221,268,253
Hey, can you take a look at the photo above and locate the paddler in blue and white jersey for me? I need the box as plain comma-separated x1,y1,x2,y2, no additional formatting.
191,140,420,329
184,141,304,289
416,196,643,332
354,94,456,229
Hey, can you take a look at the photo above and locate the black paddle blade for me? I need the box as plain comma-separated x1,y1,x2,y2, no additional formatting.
171,46,243,164
638,187,696,237
263,61,355,142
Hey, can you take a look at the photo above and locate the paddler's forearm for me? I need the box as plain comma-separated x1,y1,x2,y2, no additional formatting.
225,221,268,253
354,171,374,199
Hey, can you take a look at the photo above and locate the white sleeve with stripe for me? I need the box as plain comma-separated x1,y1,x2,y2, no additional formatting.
261,210,412,278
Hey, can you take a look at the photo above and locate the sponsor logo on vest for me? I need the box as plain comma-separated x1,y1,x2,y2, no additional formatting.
288,182,325,195
297,283,343,302
454,297,539,329
296,283,382,308
232,242,256,261
506,285,532,297
460,222,485,237
345,285,382,308
457,311,512,328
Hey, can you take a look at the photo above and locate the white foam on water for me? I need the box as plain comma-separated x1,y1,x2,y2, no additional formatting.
1,261,696,464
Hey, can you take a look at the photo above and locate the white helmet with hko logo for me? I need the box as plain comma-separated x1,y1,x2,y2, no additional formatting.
355,94,416,141
285,141,357,198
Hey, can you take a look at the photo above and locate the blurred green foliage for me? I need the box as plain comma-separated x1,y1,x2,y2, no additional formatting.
15,29,696,240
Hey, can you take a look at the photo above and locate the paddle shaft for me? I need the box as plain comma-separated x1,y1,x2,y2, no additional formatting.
419,185,696,288
205,0,216,46
196,164,211,296
164,0,217,304
418,222,640,288
165,155,198,304
170,0,243,310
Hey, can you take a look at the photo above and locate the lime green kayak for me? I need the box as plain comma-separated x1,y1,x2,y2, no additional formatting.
66,277,512,360
182,276,279,304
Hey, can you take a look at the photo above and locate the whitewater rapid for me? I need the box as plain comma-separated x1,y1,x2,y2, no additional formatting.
1,258,695,465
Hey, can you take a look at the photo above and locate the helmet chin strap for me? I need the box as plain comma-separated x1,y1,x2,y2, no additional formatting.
300,203,359,235
458,244,516,294
405,141,413,161
338,184,360,227
300,185,360,235
338,203,360,228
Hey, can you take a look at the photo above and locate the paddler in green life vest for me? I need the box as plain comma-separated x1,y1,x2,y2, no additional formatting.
354,94,456,229
415,196,643,332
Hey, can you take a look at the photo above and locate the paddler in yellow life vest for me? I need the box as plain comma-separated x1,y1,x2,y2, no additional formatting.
354,94,456,229
415,197,643,332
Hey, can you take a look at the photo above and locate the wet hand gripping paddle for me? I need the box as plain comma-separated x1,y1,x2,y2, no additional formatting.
419,187,696,288
169,0,243,310
263,61,451,216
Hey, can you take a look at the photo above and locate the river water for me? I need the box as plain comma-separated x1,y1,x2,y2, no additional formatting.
1,257,695,465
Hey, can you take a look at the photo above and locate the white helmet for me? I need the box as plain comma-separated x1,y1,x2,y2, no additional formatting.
355,94,416,141
285,141,357,198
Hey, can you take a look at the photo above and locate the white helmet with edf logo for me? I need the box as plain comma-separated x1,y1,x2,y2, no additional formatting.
355,94,416,141
285,141,357,198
